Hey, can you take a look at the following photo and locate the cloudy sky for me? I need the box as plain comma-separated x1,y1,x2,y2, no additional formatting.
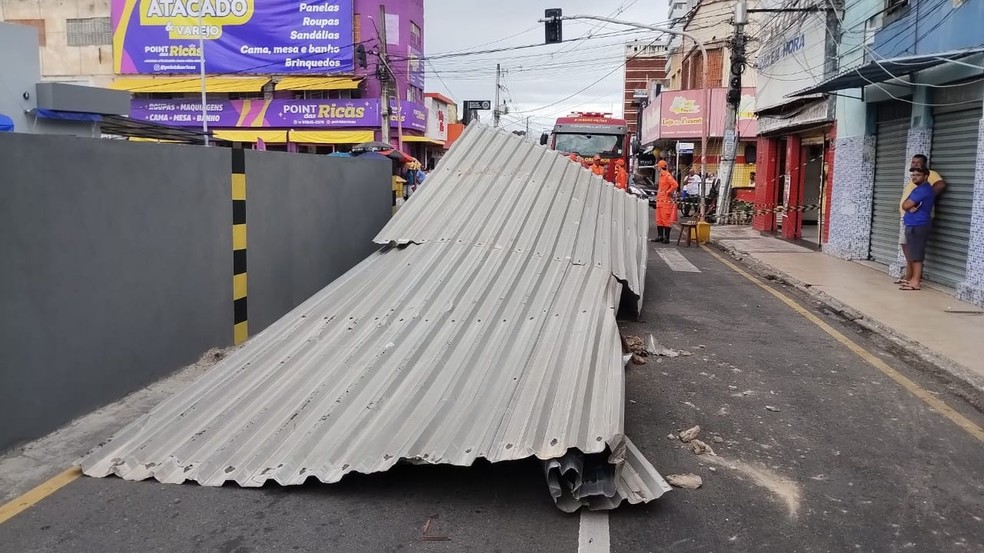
422,0,672,137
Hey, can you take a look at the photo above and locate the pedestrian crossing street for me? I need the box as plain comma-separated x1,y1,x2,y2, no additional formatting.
655,249,701,273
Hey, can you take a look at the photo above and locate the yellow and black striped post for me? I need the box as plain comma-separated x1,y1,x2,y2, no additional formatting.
231,147,248,345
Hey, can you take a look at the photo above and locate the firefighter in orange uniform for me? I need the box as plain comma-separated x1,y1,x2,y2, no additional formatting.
590,155,605,176
653,160,679,243
614,158,628,191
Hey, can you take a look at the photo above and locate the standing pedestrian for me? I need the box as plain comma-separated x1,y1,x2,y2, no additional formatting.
651,160,679,243
896,154,946,285
614,158,628,191
899,166,936,290
682,168,701,217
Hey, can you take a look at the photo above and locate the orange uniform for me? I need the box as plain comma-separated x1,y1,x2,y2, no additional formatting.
614,163,628,190
655,169,679,227
591,163,605,176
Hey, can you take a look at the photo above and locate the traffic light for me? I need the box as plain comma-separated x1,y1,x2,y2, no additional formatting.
544,8,563,44
354,43,367,68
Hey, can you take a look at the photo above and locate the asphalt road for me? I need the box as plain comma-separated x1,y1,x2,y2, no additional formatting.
2,236,983,553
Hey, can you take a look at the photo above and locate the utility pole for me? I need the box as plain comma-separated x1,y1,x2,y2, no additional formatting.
197,12,208,146
715,0,749,222
493,63,502,128
378,4,390,144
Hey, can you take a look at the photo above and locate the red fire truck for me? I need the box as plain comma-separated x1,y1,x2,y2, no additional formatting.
541,112,630,184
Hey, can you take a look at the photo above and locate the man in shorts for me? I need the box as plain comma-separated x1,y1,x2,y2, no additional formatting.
900,166,936,290
897,154,945,284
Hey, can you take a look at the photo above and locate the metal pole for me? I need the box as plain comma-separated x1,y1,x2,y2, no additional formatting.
198,12,208,146
715,0,748,222
377,5,390,145
543,15,711,220
494,63,501,128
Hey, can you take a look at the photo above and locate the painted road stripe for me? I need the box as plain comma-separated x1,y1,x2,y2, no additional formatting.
578,511,610,553
0,467,81,525
656,249,701,273
703,245,984,444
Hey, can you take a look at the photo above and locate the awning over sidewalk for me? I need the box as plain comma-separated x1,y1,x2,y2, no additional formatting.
790,47,984,96
213,129,289,143
274,76,362,91
288,129,374,144
399,135,445,146
109,76,271,93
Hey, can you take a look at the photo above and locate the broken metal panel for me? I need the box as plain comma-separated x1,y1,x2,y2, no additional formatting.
375,124,649,304
80,124,664,510
82,243,624,483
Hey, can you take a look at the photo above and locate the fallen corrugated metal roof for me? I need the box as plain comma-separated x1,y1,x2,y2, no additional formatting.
79,124,667,511
377,124,649,307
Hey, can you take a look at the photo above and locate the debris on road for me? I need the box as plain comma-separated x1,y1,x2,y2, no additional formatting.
679,425,701,443
666,473,703,489
713,436,724,444
630,353,647,365
765,405,781,412
690,440,716,456
667,433,677,440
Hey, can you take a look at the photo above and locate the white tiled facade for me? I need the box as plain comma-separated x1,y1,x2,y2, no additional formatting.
826,135,876,260
956,118,984,306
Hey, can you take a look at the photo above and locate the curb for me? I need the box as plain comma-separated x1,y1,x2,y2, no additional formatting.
709,238,984,412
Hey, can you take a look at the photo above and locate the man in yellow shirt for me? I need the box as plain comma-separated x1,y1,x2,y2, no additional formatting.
896,154,946,284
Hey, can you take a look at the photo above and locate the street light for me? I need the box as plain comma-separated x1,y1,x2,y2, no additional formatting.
540,10,712,220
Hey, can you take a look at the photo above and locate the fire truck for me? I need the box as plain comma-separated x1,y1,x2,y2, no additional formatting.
540,112,630,184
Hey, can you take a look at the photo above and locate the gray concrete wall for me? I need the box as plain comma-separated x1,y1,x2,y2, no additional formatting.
0,134,392,451
245,150,392,332
0,22,42,133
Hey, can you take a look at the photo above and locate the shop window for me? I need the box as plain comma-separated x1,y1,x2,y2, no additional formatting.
292,89,355,100
67,17,111,46
9,19,46,46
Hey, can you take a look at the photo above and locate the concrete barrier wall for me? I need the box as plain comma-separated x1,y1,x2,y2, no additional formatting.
0,133,391,451
245,150,391,332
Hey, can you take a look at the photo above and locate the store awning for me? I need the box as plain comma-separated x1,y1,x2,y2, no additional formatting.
289,130,374,144
400,135,445,146
274,76,362,91
213,129,288,143
109,76,271,93
790,47,984,96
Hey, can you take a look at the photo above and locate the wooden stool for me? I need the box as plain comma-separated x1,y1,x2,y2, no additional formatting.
676,220,699,247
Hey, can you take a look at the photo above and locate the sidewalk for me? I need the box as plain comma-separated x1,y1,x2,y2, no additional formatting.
709,226,984,406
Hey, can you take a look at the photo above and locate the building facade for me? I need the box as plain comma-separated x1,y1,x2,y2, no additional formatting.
819,0,984,305
623,39,668,140
750,0,839,246
0,0,427,152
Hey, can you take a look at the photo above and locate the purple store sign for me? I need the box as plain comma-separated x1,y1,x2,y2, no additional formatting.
111,0,354,74
130,98,427,131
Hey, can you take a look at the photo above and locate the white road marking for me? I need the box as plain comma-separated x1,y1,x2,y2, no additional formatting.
578,511,610,553
656,249,701,272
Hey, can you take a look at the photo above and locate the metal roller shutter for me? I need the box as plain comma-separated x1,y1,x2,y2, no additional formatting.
926,107,981,287
869,115,911,265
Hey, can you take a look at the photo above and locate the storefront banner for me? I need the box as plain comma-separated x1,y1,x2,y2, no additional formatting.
130,98,427,131
390,100,426,132
112,0,354,74
131,98,378,127
425,97,448,141
656,88,758,139
639,100,661,145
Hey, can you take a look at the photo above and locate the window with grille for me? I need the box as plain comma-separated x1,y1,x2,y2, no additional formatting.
409,22,422,49
67,17,111,46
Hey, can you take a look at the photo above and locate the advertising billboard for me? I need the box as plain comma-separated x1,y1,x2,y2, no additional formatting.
111,0,354,74
655,88,758,139
129,98,427,132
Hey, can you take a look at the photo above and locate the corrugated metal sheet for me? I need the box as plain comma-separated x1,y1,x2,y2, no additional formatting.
377,124,650,306
79,124,665,510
